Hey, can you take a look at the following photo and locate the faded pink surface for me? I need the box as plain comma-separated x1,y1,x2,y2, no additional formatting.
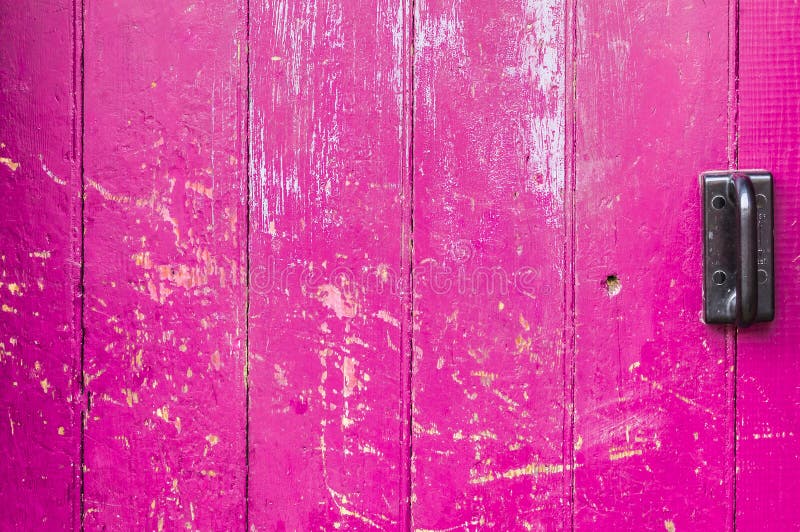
411,0,569,529
573,2,734,529
82,1,247,529
0,0,81,529
247,0,410,529
1,0,798,530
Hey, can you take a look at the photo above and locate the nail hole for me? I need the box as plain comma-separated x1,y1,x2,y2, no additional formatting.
712,195,726,209
604,274,621,297
713,270,727,285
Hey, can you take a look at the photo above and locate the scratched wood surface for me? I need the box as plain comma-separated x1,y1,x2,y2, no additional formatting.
411,0,569,529
572,1,735,529
0,0,81,528
737,1,800,529
4,0,800,530
82,1,247,529
247,0,411,529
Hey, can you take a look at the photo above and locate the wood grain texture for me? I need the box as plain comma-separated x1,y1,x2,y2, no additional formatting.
411,0,570,528
736,1,800,529
82,1,248,529
0,0,81,528
573,1,734,529
247,0,411,529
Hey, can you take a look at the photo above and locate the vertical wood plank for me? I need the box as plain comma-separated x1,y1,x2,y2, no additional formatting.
737,1,800,528
247,0,411,529
411,0,569,528
0,0,81,528
82,2,248,529
573,1,734,529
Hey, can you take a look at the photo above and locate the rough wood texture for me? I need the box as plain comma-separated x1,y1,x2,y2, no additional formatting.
573,1,735,529
247,0,411,528
0,0,81,528
3,1,800,529
737,1,800,529
82,1,248,529
411,0,570,528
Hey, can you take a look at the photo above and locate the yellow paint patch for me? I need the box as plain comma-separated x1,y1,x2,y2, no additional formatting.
0,157,19,172
40,379,50,393
376,309,399,327
156,264,209,290
273,364,288,387
609,448,643,461
210,350,221,370
342,356,362,398
665,520,676,532
156,405,169,422
470,370,497,387
123,388,139,407
470,462,564,484
7,283,22,295
316,284,358,319
185,180,213,199
58,426,65,436
206,434,219,446
132,251,153,268
2,304,17,314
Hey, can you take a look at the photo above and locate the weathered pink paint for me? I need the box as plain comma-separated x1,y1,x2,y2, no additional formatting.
1,0,799,530
411,0,569,529
247,0,411,529
0,0,81,529
737,1,800,528
82,1,247,529
572,1,735,529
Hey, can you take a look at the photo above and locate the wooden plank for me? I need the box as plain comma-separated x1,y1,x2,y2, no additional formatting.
0,1,81,529
411,1,570,528
82,2,248,529
736,1,800,528
247,0,411,528
573,1,734,529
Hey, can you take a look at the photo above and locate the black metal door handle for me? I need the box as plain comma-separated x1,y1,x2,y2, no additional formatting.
702,170,774,326
729,173,758,327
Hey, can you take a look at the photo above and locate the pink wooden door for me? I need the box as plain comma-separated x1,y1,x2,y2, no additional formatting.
1,1,797,530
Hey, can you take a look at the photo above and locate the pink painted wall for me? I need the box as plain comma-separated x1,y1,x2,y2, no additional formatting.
573,2,734,528
736,2,800,528
1,0,797,530
0,1,81,529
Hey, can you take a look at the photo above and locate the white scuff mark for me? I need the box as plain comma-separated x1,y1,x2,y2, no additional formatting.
516,0,566,206
210,72,216,228
416,0,467,137
39,155,67,185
